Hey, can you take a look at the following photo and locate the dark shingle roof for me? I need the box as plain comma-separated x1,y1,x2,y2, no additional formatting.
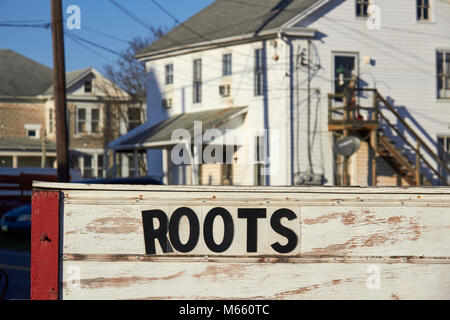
138,0,320,57
0,49,53,97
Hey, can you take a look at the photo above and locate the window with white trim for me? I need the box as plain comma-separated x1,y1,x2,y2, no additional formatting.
76,106,101,134
254,49,264,96
127,107,142,131
356,0,369,18
78,153,104,179
97,154,104,178
76,108,87,134
91,108,100,133
437,51,450,99
84,80,93,93
48,108,54,135
417,0,430,21
222,54,232,77
193,59,202,103
83,154,93,178
24,124,41,139
165,64,173,85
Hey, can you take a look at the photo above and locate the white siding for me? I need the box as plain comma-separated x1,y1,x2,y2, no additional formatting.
145,40,292,186
291,0,450,185
143,0,450,186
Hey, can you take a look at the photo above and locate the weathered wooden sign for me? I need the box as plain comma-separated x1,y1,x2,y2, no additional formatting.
31,182,450,300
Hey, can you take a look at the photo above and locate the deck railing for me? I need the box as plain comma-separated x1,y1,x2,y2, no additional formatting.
328,87,450,186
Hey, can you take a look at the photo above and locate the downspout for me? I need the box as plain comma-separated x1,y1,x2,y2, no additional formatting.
262,40,270,186
279,31,295,186
307,39,313,174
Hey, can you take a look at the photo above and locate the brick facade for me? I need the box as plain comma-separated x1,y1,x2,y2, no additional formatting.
0,101,47,140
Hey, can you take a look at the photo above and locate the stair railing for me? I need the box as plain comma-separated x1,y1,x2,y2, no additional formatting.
328,87,449,185
373,90,449,186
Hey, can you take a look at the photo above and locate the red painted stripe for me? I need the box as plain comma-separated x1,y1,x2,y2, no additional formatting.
31,190,60,300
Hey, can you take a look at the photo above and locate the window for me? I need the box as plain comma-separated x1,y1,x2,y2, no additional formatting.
83,155,93,178
333,53,358,98
193,59,202,103
128,155,136,177
165,64,173,85
255,135,265,186
84,80,92,93
356,0,369,17
27,130,36,138
91,108,100,133
438,136,450,182
417,0,430,21
222,54,232,77
254,49,264,96
24,124,41,139
128,107,142,131
48,108,54,134
77,108,87,134
437,51,450,99
97,154,104,178
76,106,101,134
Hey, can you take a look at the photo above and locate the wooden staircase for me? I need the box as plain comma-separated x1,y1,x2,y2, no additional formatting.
328,88,449,186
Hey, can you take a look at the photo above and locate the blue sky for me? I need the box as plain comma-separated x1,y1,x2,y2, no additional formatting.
0,0,214,72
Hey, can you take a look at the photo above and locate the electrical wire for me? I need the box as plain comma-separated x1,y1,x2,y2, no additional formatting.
109,0,157,32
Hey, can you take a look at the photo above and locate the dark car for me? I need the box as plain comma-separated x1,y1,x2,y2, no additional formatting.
0,177,163,240
0,204,31,239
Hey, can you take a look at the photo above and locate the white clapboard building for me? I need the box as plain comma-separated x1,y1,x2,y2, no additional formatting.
109,0,450,186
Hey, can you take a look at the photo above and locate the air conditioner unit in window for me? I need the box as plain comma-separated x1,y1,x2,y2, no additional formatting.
162,98,173,108
219,84,231,97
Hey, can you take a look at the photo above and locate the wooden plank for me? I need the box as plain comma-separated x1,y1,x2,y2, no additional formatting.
61,261,450,300
33,181,450,194
31,190,60,300
300,206,450,257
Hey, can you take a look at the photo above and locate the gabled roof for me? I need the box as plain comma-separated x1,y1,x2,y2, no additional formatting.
137,0,320,58
0,49,53,97
43,67,92,96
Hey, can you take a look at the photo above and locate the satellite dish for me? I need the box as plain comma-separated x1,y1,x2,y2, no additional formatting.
334,136,361,157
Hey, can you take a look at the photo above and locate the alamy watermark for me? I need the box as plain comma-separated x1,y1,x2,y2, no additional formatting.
366,265,381,290
169,121,280,176
66,5,81,30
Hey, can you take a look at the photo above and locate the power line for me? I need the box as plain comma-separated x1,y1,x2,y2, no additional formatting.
66,32,122,57
83,26,130,44
0,22,51,29
65,32,112,62
109,0,156,32
0,19,49,24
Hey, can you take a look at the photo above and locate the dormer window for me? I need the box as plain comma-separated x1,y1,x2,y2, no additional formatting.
84,80,92,93
417,0,430,21
356,0,369,18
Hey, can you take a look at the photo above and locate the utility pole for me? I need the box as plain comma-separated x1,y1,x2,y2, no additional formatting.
51,0,70,182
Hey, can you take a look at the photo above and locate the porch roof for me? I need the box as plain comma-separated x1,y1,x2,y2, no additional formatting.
109,106,247,152
0,138,56,153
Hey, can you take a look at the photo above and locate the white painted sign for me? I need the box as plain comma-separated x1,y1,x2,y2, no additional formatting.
33,182,450,300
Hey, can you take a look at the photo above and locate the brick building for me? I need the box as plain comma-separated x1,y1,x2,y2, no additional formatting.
0,49,145,179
